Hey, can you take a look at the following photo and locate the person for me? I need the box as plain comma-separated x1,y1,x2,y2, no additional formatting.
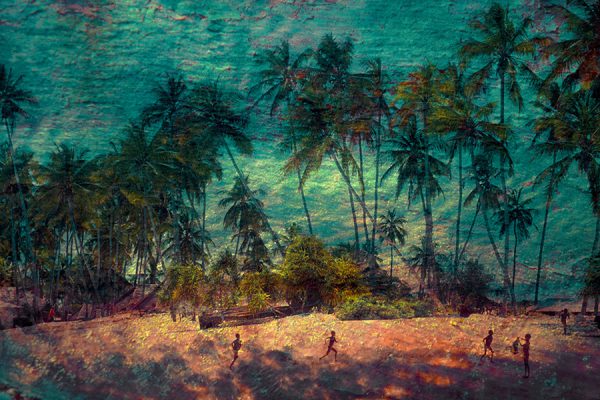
559,308,570,335
47,305,55,322
319,330,338,362
519,334,531,378
479,330,494,363
230,333,242,370
512,337,520,354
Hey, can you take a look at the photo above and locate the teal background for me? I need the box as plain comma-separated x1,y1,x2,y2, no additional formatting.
0,0,591,299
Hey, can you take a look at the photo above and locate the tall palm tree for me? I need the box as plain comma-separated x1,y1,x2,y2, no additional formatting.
536,89,600,315
0,65,36,267
190,81,284,256
37,144,100,302
430,62,508,275
530,81,569,304
381,116,449,291
494,188,535,299
218,175,268,258
378,209,407,278
113,122,175,282
393,64,446,290
544,0,600,94
460,3,548,311
250,40,314,234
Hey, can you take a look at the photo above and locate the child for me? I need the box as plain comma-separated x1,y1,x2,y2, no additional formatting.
229,333,242,370
512,336,520,354
319,330,338,362
559,308,570,335
479,330,494,363
519,334,531,378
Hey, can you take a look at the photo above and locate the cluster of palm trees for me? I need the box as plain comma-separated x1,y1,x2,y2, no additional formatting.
1,1,599,319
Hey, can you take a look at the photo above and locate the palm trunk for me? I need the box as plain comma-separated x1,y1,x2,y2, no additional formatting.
419,188,430,291
422,115,435,291
201,182,208,270
224,141,285,255
358,139,370,245
390,246,394,278
483,207,511,313
459,200,480,261
330,150,374,223
371,118,382,259
534,188,553,304
499,72,516,314
453,148,464,276
9,206,20,307
512,223,518,301
348,186,360,258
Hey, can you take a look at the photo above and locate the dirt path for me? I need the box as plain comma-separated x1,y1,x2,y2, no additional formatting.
1,313,598,399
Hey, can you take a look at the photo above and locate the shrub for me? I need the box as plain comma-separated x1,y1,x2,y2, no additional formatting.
239,271,283,315
335,295,434,320
280,236,365,309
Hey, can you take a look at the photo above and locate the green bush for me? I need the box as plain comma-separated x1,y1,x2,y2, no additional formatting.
280,235,365,308
239,271,283,315
334,295,434,320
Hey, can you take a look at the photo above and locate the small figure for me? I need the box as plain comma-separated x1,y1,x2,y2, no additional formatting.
319,330,338,362
47,305,55,322
512,337,520,354
559,308,570,335
229,333,242,370
479,330,494,363
520,333,531,378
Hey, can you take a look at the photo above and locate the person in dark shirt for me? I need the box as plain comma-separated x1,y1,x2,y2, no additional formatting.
520,333,531,378
229,333,242,370
559,308,570,335
319,330,338,362
479,330,494,363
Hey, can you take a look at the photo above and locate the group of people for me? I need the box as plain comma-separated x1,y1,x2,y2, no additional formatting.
229,308,588,376
228,330,338,370
480,330,531,378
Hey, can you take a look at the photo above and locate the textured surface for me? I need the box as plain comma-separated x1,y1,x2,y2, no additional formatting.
0,1,590,298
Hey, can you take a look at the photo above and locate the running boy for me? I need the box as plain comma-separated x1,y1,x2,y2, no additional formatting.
229,333,242,370
479,330,494,363
559,308,570,335
319,330,338,362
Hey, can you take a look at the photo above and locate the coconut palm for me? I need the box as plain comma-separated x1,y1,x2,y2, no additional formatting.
544,0,600,94
190,81,284,255
430,62,508,274
393,64,445,288
251,40,314,234
0,65,36,267
494,188,536,298
37,144,101,302
460,3,548,308
535,89,600,314
378,209,407,278
530,81,569,304
381,116,449,291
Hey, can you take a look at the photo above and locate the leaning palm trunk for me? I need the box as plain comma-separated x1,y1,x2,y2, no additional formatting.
348,186,360,258
370,120,382,259
453,149,464,276
534,155,555,304
483,207,511,313
330,151,374,224
223,141,285,256
512,223,518,301
358,139,370,245
290,126,314,235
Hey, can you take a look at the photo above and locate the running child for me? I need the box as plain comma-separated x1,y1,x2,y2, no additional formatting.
229,333,242,370
319,330,338,362
479,330,494,363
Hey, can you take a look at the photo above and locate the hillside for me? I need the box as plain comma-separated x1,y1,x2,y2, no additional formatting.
1,312,599,399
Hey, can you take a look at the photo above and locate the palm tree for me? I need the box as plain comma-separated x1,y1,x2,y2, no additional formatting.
494,188,535,299
190,81,285,256
381,116,449,291
460,3,548,310
219,175,268,258
535,89,600,315
393,64,444,289
113,122,176,282
378,209,407,278
544,0,600,94
37,144,101,302
530,81,569,304
0,65,36,267
463,154,511,306
251,40,314,234
430,62,508,275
